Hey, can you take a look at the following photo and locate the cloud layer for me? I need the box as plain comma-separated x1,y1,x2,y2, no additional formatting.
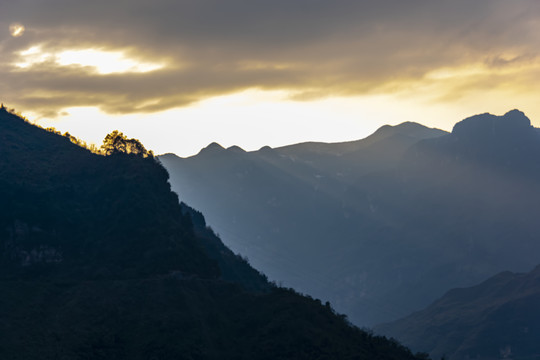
1,0,540,117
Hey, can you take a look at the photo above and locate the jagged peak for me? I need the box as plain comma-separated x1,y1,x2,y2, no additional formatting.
371,121,446,140
205,142,225,150
452,109,531,137
158,152,183,161
197,142,225,156
227,145,246,153
257,145,278,156
504,109,527,119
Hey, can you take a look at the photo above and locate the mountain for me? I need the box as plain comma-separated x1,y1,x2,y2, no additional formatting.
0,106,423,359
160,110,540,326
159,121,448,325
276,121,447,179
333,109,540,325
375,265,540,360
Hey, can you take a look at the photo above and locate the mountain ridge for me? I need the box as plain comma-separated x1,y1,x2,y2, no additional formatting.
165,121,447,160
160,110,540,326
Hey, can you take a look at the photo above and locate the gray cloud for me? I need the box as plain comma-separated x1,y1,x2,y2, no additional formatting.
1,0,540,116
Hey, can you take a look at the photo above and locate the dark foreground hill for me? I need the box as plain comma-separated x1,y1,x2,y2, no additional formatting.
376,265,540,360
160,110,540,326
0,106,424,359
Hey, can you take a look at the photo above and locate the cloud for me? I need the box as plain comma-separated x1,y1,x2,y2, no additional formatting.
9,23,25,37
1,0,540,116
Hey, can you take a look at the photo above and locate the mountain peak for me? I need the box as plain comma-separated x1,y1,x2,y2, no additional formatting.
197,141,225,155
227,145,246,153
206,142,225,150
504,108,528,119
452,109,532,138
370,121,447,142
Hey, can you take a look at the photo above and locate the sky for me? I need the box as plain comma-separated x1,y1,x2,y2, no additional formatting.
1,0,540,156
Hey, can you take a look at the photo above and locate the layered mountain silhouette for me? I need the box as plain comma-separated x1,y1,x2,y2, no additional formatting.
160,110,540,326
376,265,540,360
0,107,423,359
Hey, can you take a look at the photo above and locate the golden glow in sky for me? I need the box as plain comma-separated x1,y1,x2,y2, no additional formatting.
4,1,540,157
56,49,163,74
14,46,164,74
33,83,540,158
9,23,25,37
33,89,491,157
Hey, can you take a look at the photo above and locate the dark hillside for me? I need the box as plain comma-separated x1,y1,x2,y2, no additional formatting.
0,107,218,279
376,265,540,360
0,106,422,359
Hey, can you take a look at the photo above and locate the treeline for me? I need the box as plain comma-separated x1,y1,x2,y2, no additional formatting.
1,103,151,158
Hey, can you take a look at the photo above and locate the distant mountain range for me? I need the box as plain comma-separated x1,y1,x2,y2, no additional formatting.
376,265,540,360
160,109,540,326
0,106,422,359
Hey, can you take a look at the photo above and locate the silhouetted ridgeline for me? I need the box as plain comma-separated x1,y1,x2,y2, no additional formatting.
160,110,540,326
0,106,423,359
